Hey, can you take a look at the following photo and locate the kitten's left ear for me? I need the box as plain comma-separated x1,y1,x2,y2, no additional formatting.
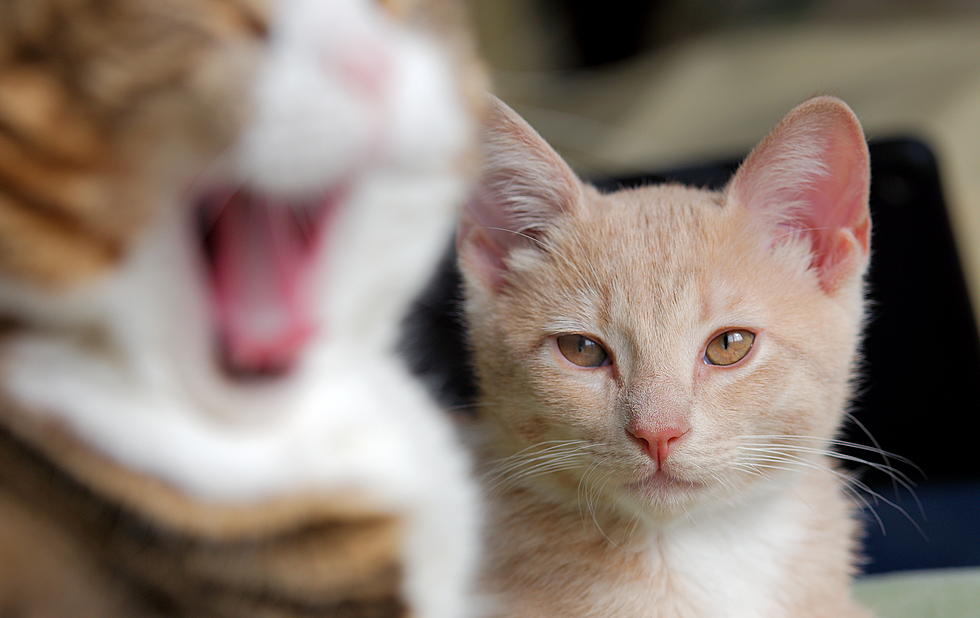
727,96,871,294
457,96,582,292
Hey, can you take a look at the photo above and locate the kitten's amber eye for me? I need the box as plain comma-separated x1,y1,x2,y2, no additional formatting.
557,335,609,368
704,330,755,366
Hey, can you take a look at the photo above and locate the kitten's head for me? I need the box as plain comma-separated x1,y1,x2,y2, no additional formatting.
0,0,482,416
459,97,870,519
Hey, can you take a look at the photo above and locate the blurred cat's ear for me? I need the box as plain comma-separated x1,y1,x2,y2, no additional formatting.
457,96,582,291
727,96,871,294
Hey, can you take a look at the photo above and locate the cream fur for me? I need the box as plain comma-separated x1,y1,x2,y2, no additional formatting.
460,97,872,617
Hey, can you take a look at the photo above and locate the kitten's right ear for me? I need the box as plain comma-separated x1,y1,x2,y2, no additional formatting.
457,96,581,291
727,96,871,294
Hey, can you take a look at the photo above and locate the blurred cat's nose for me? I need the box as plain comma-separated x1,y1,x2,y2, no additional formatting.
335,39,391,99
627,423,691,466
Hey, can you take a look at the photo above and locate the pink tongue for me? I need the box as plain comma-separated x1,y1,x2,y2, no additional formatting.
208,192,323,374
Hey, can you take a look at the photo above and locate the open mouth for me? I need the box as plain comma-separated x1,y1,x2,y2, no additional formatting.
195,187,342,378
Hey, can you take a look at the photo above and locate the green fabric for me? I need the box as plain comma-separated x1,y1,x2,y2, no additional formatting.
854,568,980,617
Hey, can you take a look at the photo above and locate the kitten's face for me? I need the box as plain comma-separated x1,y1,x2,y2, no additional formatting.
461,98,870,520
0,0,481,416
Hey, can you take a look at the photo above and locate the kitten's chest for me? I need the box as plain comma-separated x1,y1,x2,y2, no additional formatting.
631,518,796,618
490,493,806,618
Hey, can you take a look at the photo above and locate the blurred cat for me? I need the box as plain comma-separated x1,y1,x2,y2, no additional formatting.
458,96,872,616
0,0,483,615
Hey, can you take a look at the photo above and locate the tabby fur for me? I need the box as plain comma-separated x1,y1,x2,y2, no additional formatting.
0,1,484,616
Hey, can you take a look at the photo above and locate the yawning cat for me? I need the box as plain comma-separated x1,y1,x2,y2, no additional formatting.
458,96,872,616
0,0,482,615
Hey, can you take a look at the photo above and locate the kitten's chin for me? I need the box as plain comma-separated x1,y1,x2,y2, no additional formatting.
629,471,707,493
626,471,707,508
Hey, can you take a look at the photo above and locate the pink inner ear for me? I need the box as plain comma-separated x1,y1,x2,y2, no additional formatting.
798,138,870,285
457,208,513,292
731,98,871,294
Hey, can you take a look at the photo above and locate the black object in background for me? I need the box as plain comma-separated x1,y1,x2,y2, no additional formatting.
398,238,478,412
540,0,660,67
399,137,980,572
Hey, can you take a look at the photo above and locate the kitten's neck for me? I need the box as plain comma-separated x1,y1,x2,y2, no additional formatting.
480,462,854,617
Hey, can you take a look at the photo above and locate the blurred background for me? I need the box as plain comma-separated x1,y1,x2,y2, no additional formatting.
466,0,980,593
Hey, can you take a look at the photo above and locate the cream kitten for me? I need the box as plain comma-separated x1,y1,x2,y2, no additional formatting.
457,97,873,617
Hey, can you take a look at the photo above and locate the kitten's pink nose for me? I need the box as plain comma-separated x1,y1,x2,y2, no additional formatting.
627,423,691,466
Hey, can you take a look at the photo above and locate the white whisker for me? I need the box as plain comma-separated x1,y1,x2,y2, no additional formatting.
480,226,579,272
741,443,925,522
738,444,919,494
484,439,599,495
736,449,925,538
739,434,920,469
586,468,617,547
843,411,926,521
735,460,887,535
737,431,926,524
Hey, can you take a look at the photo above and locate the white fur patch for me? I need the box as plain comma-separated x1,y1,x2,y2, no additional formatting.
649,487,806,617
4,329,478,618
236,0,471,197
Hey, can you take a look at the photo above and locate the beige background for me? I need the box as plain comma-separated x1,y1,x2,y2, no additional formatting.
470,3,980,322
